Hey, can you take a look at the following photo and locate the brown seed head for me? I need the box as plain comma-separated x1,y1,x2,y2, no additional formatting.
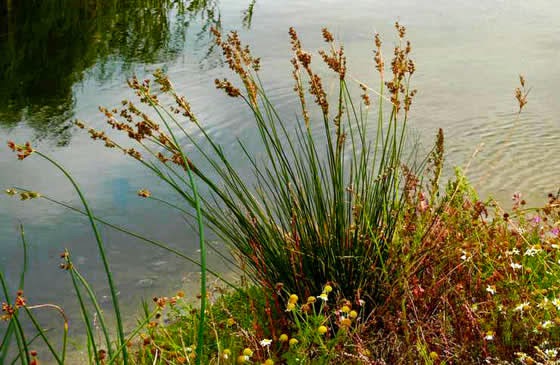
137,189,151,198
215,78,241,98
395,21,406,38
322,28,334,43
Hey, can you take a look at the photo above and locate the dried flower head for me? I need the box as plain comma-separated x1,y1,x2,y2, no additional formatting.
137,189,151,198
515,75,529,112
7,141,34,160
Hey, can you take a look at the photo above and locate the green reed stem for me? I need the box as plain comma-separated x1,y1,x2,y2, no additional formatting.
0,320,15,363
21,306,63,364
33,151,128,364
0,272,29,365
8,331,44,365
67,265,98,365
17,225,27,293
0,225,29,364
13,188,239,290
71,265,113,359
148,102,207,364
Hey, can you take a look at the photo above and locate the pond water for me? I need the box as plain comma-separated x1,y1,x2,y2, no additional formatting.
1,0,559,355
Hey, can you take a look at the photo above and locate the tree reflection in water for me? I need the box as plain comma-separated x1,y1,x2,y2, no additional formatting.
0,0,255,143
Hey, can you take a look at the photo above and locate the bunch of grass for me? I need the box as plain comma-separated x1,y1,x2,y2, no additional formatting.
82,22,418,305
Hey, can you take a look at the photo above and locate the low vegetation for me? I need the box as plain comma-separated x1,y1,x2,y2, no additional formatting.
2,23,559,364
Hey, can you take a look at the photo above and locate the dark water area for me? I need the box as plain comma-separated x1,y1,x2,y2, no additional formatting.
0,0,228,143
0,0,559,361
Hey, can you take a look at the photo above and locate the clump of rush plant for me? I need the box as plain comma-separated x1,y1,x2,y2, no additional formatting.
7,22,558,365
77,22,418,308
358,76,560,364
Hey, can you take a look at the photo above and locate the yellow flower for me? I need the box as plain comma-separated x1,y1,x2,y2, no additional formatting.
243,348,253,356
317,325,328,335
227,317,235,326
323,285,333,293
286,302,296,311
340,318,352,327
289,338,299,346
318,293,328,302
237,355,247,364
484,330,495,341
307,296,316,304
279,334,289,342
349,310,358,319
289,294,298,304
263,359,274,365
340,305,350,313
222,349,231,359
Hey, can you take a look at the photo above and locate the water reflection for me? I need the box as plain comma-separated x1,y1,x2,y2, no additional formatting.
0,0,254,143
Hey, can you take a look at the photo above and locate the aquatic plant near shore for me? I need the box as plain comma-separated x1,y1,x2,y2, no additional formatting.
80,23,418,306
5,22,560,364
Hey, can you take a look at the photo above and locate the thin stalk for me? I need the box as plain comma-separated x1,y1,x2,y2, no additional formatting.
33,151,128,364
13,189,238,290
67,267,98,365
8,331,45,365
71,268,113,359
148,101,207,364
0,225,29,364
0,272,29,365
17,224,28,292
22,305,68,365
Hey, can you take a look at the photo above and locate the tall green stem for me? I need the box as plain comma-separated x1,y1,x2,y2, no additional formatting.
34,151,128,364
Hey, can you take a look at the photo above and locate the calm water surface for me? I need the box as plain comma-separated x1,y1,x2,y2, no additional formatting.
1,0,559,353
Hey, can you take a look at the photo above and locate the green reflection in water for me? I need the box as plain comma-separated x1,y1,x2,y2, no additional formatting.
0,0,251,143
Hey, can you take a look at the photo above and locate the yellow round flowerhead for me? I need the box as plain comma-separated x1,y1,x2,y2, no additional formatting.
222,349,232,359
286,302,296,311
227,317,235,326
323,284,333,293
264,359,274,365
340,318,352,327
340,305,350,313
289,338,299,346
349,310,358,319
237,355,247,364
307,296,316,304
243,348,253,357
317,325,328,335
279,333,289,342
289,294,299,304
